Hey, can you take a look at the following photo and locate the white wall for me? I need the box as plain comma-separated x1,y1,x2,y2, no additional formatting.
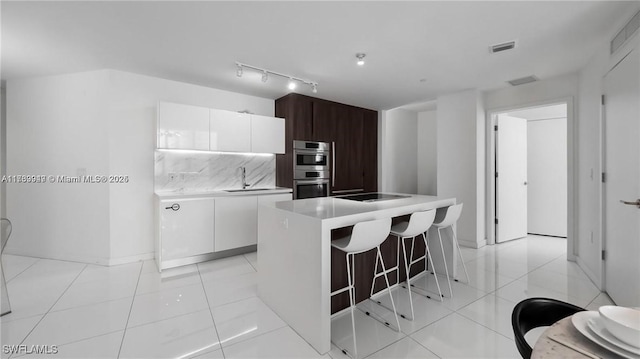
576,6,640,288
527,118,567,237
7,71,112,263
437,90,485,248
1,87,6,219
6,69,274,265
417,110,437,195
380,108,418,193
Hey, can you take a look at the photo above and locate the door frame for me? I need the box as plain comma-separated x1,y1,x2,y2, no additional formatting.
485,97,576,260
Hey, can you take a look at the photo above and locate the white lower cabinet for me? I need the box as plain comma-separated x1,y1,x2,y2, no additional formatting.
159,198,215,261
156,192,293,271
214,196,258,251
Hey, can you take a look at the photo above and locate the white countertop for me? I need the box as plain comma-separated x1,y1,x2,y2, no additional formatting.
155,187,292,200
270,193,455,221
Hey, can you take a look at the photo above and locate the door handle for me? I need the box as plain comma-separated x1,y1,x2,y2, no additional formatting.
620,199,640,208
165,203,180,211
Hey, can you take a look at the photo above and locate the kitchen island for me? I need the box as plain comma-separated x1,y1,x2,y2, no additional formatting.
257,193,457,354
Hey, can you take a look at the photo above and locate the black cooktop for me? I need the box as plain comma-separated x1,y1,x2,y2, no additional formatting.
337,193,410,203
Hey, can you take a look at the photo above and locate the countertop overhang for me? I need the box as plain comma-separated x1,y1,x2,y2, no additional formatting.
264,193,456,226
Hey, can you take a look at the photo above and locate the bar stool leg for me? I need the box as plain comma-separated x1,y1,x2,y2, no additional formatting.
422,232,443,302
400,236,415,320
376,246,401,332
451,227,470,283
346,253,358,359
436,227,454,298
396,239,400,285
370,249,379,298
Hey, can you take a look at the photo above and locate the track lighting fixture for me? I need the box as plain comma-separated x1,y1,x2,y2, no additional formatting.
235,62,318,93
356,53,366,66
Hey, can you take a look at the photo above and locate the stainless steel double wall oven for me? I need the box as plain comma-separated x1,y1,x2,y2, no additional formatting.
292,140,330,199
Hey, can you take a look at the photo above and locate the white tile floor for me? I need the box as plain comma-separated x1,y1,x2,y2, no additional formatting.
0,235,613,359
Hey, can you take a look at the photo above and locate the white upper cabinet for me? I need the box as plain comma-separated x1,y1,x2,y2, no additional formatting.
210,109,251,152
157,102,285,153
251,115,285,154
157,102,210,150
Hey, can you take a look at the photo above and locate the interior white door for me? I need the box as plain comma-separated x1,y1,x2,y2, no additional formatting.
527,118,568,237
496,115,528,243
604,49,640,307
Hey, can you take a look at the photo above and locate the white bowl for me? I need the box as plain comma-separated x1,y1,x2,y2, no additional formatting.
599,306,640,348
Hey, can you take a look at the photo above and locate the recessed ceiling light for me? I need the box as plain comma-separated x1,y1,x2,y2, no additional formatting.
356,53,366,66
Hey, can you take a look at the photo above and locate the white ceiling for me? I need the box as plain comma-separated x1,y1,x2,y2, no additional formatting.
2,1,635,111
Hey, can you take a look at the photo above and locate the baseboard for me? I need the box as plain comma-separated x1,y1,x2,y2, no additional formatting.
3,248,111,266
458,238,486,249
4,248,155,267
107,252,155,266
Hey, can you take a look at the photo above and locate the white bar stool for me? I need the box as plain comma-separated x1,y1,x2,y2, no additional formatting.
331,217,400,359
432,203,469,298
373,209,443,321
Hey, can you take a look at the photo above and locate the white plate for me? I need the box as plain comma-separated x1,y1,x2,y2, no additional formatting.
588,316,640,355
572,311,640,359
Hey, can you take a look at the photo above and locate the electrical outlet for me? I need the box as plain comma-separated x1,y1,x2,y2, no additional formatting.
168,173,177,182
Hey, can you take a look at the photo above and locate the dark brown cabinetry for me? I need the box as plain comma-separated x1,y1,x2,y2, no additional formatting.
275,93,377,194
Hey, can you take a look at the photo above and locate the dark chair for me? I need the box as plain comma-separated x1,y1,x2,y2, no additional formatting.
512,297,585,359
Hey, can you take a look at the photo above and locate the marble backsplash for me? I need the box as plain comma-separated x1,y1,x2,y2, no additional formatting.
155,151,276,193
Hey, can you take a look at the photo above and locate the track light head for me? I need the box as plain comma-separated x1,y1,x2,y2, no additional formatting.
236,64,243,77
356,53,366,66
261,71,268,83
288,79,297,90
311,83,317,93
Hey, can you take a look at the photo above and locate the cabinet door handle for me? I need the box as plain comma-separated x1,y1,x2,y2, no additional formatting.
165,204,180,211
332,141,336,188
620,199,640,208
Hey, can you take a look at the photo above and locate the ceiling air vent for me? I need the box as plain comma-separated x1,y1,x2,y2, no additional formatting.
490,41,516,53
508,76,538,86
611,9,640,54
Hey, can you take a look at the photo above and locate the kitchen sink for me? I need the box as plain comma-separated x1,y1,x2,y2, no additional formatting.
224,188,272,192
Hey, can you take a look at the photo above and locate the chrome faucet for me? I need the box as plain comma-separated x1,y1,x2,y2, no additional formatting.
240,166,251,189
